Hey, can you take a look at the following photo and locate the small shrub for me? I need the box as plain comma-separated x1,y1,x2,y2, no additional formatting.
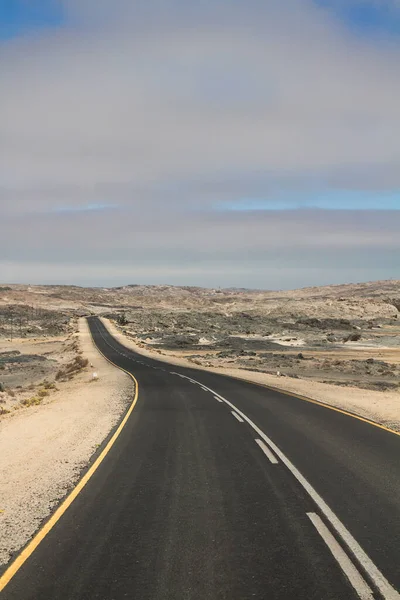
43,381,57,390
37,389,49,398
23,396,42,407
7,389,15,398
118,313,128,326
56,356,89,381
75,356,89,368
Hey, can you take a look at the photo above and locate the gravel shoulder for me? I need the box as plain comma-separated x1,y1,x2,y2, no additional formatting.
102,318,400,433
0,318,133,567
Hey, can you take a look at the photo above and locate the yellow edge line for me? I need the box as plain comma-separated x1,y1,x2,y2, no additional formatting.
0,324,138,593
227,375,400,438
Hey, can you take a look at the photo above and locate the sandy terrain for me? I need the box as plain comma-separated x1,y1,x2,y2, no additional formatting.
0,335,78,413
0,318,133,567
102,318,400,432
0,281,399,567
2,280,399,401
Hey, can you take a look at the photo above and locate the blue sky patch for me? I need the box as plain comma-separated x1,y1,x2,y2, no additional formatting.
315,1,400,37
0,0,65,40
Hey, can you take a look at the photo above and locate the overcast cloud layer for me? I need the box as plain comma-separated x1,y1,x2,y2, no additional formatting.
1,0,400,289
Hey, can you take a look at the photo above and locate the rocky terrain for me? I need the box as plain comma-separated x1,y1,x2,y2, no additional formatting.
1,280,398,571
1,280,400,397
0,320,94,415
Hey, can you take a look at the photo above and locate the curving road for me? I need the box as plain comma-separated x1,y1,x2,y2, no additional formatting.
1,316,399,599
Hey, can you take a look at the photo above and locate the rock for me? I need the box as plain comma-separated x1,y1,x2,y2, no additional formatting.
343,333,362,343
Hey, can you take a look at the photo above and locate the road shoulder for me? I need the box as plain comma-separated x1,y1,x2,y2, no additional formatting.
102,318,400,433
0,318,133,568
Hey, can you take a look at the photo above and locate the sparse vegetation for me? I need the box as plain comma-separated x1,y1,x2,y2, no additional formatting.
1,281,400,402
0,304,71,339
117,313,128,326
56,355,89,382
22,396,42,407
42,380,57,390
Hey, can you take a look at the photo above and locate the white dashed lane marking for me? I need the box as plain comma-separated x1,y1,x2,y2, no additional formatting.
231,411,244,423
255,439,279,464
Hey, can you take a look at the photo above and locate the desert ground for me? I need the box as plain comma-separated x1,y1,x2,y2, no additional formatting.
1,280,400,411
1,279,399,567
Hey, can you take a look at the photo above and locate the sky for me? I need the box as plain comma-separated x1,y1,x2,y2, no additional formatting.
1,0,400,290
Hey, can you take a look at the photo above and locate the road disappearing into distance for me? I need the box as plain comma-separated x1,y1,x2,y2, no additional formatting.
1,316,399,600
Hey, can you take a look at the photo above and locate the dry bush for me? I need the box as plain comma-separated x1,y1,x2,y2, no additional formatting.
42,380,57,390
56,355,89,381
55,369,65,381
22,396,42,407
75,356,89,368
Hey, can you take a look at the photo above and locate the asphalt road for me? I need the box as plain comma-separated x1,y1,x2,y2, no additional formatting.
1,316,399,600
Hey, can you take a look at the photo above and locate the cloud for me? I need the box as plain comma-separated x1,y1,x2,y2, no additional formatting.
1,0,400,288
218,190,400,211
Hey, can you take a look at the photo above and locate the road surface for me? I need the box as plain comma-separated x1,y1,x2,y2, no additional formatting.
1,316,399,599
